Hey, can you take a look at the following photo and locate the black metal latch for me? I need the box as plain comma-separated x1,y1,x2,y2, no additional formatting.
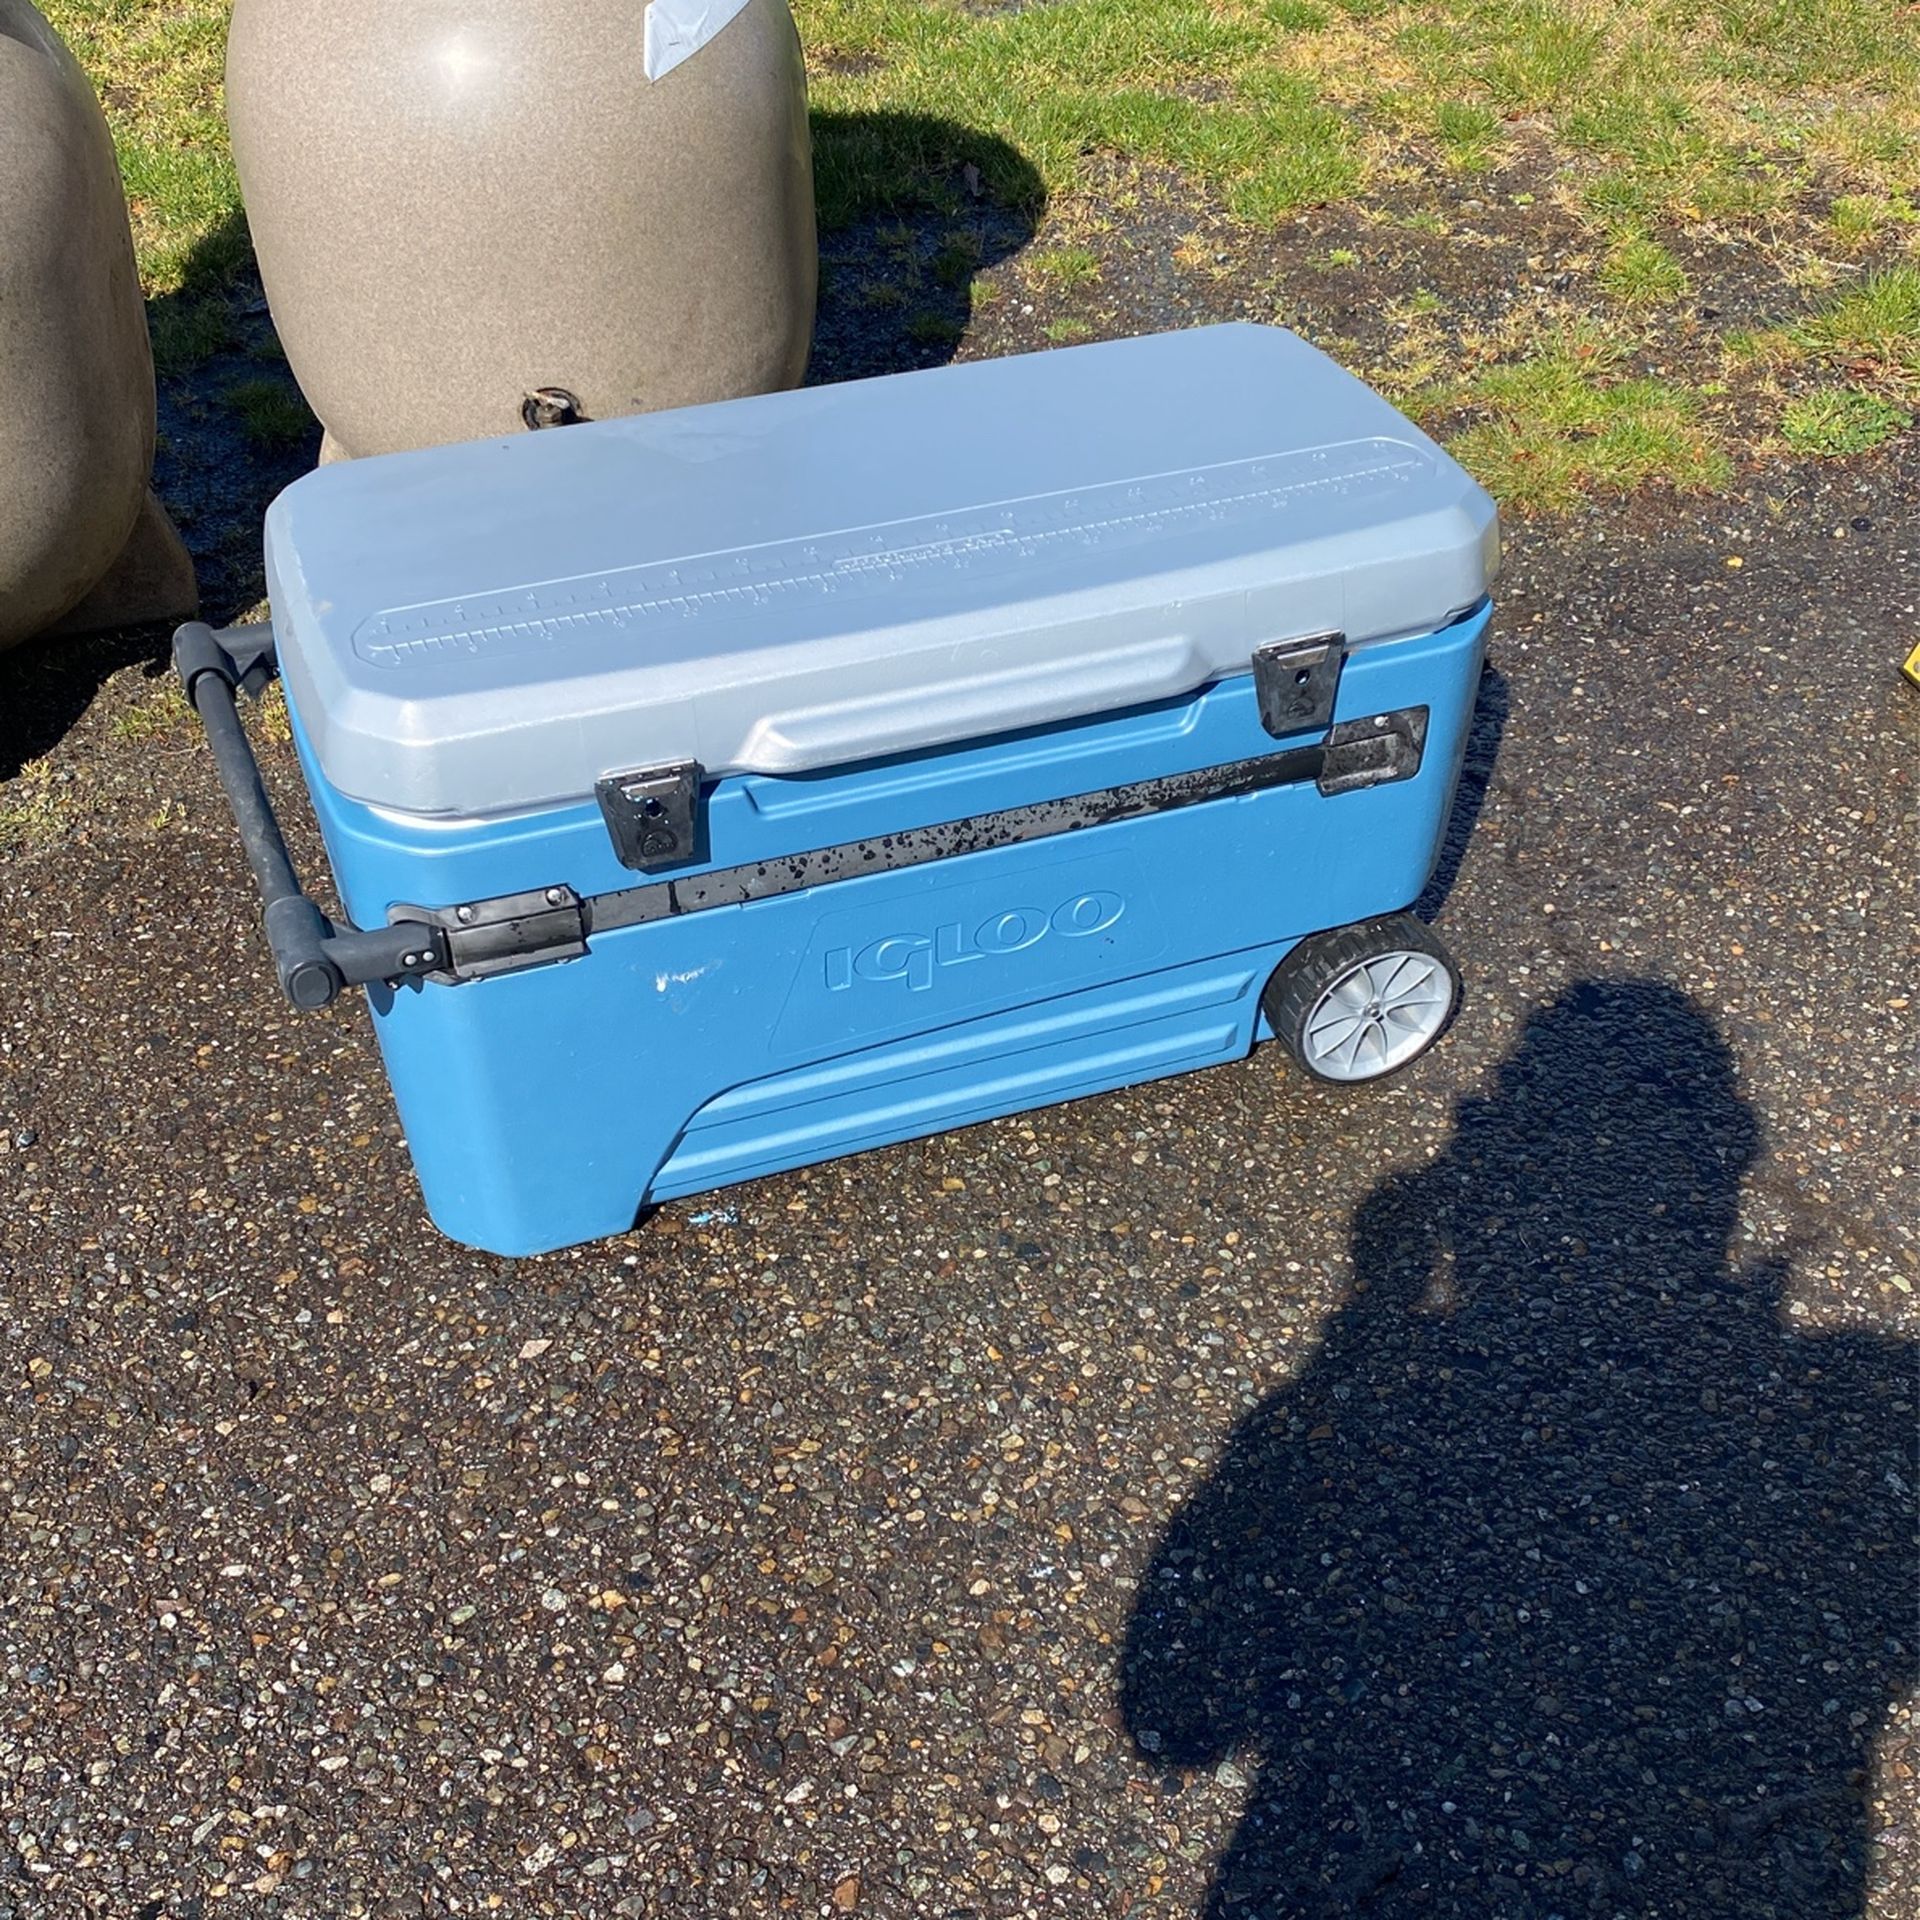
391,886,590,986
596,761,703,872
1253,631,1345,738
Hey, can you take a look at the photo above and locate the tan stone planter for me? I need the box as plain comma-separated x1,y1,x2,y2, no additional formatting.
0,1,196,652
226,0,818,462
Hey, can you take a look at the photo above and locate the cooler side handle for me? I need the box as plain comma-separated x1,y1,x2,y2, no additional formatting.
172,623,446,1010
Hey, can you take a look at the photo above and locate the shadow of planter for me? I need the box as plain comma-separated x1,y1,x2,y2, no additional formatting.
809,110,1046,384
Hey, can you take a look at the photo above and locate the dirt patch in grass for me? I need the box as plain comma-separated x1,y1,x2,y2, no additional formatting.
34,0,1918,578
957,143,1920,515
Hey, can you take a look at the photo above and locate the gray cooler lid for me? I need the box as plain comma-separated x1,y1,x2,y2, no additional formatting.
265,324,1499,819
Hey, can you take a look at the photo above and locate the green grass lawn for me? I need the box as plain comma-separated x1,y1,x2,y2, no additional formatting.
39,0,1920,513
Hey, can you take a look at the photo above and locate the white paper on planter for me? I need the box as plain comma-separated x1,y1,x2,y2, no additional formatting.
645,0,755,80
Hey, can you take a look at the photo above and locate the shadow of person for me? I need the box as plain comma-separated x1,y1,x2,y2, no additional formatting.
808,110,1044,384
1122,981,1916,1920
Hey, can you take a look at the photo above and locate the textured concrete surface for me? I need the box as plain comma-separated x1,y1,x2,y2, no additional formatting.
2,384,1916,1915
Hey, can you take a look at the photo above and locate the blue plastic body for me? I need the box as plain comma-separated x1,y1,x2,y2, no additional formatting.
290,605,1490,1256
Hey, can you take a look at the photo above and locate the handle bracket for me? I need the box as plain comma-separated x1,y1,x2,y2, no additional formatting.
173,622,447,1010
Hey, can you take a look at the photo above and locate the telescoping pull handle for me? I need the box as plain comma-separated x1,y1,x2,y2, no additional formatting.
172,623,447,1010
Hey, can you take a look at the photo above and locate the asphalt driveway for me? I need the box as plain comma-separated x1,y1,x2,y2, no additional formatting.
2,413,1916,1920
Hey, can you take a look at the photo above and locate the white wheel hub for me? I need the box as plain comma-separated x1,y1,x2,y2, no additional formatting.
1302,949,1453,1082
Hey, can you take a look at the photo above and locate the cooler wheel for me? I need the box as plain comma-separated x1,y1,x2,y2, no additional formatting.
1265,913,1460,1084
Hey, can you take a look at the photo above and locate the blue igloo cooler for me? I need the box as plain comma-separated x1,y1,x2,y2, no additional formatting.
176,325,1499,1257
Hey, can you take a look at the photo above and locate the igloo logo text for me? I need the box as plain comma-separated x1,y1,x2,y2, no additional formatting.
824,891,1127,995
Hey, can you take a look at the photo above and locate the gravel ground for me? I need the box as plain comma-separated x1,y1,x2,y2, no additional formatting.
3,331,1917,1916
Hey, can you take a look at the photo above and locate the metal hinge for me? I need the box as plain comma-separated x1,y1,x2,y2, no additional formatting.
1253,632,1345,738
597,760,703,872
390,885,589,985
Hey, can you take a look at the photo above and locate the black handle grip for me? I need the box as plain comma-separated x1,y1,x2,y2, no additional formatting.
173,623,446,1010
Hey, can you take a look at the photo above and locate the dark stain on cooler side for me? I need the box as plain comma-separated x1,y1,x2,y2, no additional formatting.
584,717,1411,937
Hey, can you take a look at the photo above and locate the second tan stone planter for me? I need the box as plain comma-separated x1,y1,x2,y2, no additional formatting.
0,0,197,653
226,0,818,462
